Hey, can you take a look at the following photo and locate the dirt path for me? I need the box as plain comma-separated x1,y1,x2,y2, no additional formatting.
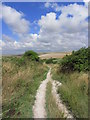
52,80,74,118
33,68,51,118
33,68,73,118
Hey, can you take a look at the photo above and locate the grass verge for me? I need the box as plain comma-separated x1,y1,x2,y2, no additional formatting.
46,81,63,118
52,65,88,118
2,56,48,118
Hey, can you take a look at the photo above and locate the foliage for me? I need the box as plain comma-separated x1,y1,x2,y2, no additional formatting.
45,58,58,64
60,47,89,72
23,50,39,61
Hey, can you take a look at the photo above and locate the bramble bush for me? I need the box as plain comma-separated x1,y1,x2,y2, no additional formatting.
60,47,89,72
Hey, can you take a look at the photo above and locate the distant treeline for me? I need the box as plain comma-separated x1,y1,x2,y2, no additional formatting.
60,47,89,72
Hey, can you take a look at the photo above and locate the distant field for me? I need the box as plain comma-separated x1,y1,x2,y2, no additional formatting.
39,52,71,59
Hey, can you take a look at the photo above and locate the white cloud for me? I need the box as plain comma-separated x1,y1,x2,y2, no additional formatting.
83,0,90,2
38,3,88,51
45,2,51,8
2,34,38,53
45,2,61,11
2,34,15,43
2,5,30,35
2,3,88,54
38,12,60,35
44,3,88,34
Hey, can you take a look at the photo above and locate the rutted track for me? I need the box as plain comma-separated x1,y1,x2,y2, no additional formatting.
33,68,74,118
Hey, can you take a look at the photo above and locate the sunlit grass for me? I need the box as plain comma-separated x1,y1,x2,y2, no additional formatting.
52,65,88,118
46,81,63,118
2,56,48,118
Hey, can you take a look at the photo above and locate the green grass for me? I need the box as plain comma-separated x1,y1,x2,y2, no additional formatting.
46,81,63,118
2,56,48,118
52,65,88,118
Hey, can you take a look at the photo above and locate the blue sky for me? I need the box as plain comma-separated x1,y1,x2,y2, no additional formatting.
1,2,88,54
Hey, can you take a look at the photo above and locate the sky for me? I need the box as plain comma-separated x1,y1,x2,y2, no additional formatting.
0,1,89,54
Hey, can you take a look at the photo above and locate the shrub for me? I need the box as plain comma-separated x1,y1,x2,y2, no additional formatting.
23,50,39,61
46,58,53,64
60,47,89,72
45,58,58,64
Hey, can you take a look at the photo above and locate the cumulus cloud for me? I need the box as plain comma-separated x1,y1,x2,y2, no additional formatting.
45,2,61,11
2,5,30,35
2,3,88,54
2,33,39,54
2,34,20,50
44,3,88,34
38,3,88,51
45,2,51,8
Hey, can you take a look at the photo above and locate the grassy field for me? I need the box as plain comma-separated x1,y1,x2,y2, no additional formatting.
2,56,48,118
39,52,71,59
52,65,88,118
46,81,63,118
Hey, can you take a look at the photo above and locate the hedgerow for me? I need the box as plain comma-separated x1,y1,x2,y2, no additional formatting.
60,47,89,72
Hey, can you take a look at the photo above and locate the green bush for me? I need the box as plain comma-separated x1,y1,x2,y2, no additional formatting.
60,47,89,72
46,58,53,64
45,58,58,64
23,50,39,61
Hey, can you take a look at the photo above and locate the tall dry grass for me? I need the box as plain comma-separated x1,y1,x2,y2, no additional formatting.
2,56,48,118
52,65,88,118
